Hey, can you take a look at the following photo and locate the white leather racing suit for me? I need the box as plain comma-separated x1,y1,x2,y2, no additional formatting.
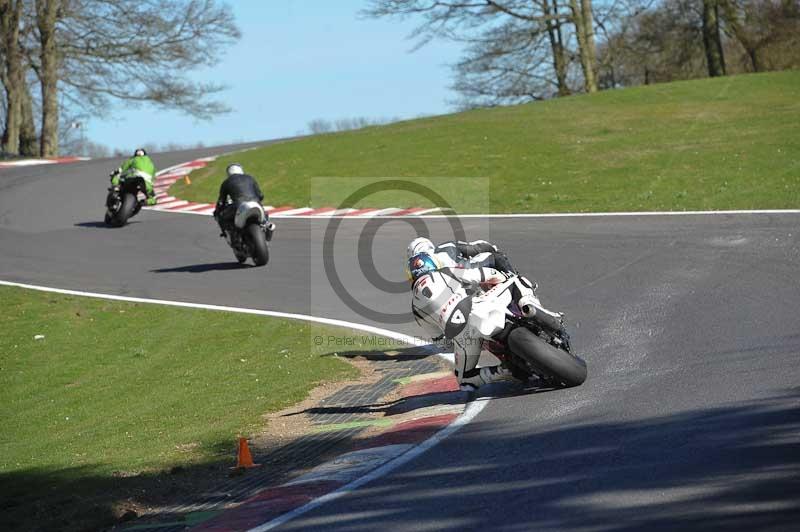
411,266,538,390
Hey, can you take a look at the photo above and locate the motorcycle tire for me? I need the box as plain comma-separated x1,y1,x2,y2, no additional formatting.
246,223,269,266
507,327,587,387
115,193,137,227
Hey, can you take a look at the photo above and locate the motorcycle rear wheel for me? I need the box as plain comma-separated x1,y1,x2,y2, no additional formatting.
507,327,587,387
114,193,137,227
246,223,269,266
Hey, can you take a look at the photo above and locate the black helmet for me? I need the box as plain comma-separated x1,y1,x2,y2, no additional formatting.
134,148,146,157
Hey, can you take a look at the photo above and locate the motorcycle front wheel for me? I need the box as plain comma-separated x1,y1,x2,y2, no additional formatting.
507,327,587,387
246,223,269,266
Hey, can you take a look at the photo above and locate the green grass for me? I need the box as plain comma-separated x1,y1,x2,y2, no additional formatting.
171,70,800,213
0,286,372,530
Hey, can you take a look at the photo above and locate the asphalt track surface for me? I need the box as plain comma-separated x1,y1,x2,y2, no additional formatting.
2,148,799,531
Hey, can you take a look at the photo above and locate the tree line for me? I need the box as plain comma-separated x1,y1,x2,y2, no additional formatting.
0,0,239,158
364,0,799,108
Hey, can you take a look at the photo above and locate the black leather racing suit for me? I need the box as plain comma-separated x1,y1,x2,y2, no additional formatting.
434,240,517,274
214,173,265,233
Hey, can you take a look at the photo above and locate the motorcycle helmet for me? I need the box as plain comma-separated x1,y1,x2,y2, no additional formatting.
407,252,439,282
407,237,434,259
226,163,244,176
134,148,146,157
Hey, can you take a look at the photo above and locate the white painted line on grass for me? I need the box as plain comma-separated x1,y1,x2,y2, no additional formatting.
0,279,427,347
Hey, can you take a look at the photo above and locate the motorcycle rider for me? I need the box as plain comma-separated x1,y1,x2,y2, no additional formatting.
407,237,519,276
213,163,276,238
407,252,545,392
110,148,157,206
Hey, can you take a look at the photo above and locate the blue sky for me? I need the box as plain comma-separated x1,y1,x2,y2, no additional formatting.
87,1,461,152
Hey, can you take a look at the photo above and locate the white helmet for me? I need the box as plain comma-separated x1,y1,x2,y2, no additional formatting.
226,163,244,176
134,148,146,157
407,237,435,259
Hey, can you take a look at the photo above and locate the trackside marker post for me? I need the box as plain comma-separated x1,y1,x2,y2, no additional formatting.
233,437,261,469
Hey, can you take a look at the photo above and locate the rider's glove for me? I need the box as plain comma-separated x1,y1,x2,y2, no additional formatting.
482,269,508,286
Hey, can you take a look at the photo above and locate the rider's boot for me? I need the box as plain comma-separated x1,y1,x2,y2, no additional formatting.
459,365,514,392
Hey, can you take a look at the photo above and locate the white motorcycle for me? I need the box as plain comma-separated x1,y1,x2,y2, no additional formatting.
451,275,587,387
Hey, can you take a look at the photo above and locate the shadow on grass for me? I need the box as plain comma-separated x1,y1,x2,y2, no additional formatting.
0,424,368,532
4,389,798,532
150,262,252,273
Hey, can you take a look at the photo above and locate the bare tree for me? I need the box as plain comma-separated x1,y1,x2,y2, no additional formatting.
362,0,600,105
450,18,564,107
702,0,726,76
1,0,24,155
35,0,59,156
598,0,798,86
722,0,800,72
21,0,239,156
308,119,333,134
53,0,240,120
568,0,599,91
19,72,36,155
598,0,708,86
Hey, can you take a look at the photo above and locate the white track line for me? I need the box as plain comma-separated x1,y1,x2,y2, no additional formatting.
248,398,487,532
149,157,800,220
260,209,800,219
141,207,800,220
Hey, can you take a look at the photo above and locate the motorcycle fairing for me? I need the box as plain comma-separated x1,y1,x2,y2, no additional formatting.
234,201,265,229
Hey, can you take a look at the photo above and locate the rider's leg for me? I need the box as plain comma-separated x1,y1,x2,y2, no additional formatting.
513,276,564,329
218,204,236,235
453,326,513,391
508,275,537,317
144,179,157,206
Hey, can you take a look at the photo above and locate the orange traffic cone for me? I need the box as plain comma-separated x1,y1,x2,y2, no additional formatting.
183,175,192,185
232,437,261,469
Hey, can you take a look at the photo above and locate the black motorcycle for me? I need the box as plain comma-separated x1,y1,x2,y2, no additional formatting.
104,174,147,227
219,200,273,266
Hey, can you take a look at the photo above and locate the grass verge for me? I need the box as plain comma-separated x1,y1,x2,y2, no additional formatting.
0,286,377,531
171,70,800,213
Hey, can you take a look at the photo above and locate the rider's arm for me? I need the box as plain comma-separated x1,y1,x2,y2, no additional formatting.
455,240,499,258
120,157,134,173
436,240,498,259
215,180,229,213
444,267,507,286
144,156,156,177
253,178,264,202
